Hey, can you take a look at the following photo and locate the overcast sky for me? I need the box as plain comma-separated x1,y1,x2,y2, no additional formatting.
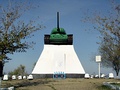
1,0,120,76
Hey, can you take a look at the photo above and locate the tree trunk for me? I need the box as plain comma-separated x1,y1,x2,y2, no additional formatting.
115,69,119,79
0,61,3,77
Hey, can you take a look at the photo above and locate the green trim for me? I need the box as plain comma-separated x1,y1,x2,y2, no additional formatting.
50,28,68,43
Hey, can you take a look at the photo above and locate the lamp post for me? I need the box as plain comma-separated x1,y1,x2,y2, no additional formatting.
96,55,101,78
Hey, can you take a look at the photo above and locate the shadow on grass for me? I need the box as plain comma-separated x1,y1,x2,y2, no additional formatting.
97,85,113,90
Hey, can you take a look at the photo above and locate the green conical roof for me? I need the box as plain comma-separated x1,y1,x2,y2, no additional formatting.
50,28,68,43
51,28,66,34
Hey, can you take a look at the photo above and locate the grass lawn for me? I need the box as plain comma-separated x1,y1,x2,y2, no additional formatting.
1,78,119,90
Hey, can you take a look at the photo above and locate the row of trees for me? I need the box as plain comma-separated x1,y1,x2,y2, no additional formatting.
8,65,28,77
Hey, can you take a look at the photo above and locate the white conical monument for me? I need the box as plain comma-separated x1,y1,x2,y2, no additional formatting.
32,12,85,78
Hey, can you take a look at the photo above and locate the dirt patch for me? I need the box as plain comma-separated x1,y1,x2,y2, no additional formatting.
1,78,119,90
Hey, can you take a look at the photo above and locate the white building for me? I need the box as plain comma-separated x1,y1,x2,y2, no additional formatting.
32,45,85,78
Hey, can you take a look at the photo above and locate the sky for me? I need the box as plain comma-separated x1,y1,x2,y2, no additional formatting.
1,0,120,76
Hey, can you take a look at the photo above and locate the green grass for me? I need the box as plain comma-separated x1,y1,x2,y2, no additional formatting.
111,82,120,86
97,85,113,90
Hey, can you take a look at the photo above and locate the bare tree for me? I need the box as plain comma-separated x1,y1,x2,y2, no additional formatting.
83,1,120,76
0,1,44,77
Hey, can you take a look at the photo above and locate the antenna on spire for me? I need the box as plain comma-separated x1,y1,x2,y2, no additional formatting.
57,12,60,32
